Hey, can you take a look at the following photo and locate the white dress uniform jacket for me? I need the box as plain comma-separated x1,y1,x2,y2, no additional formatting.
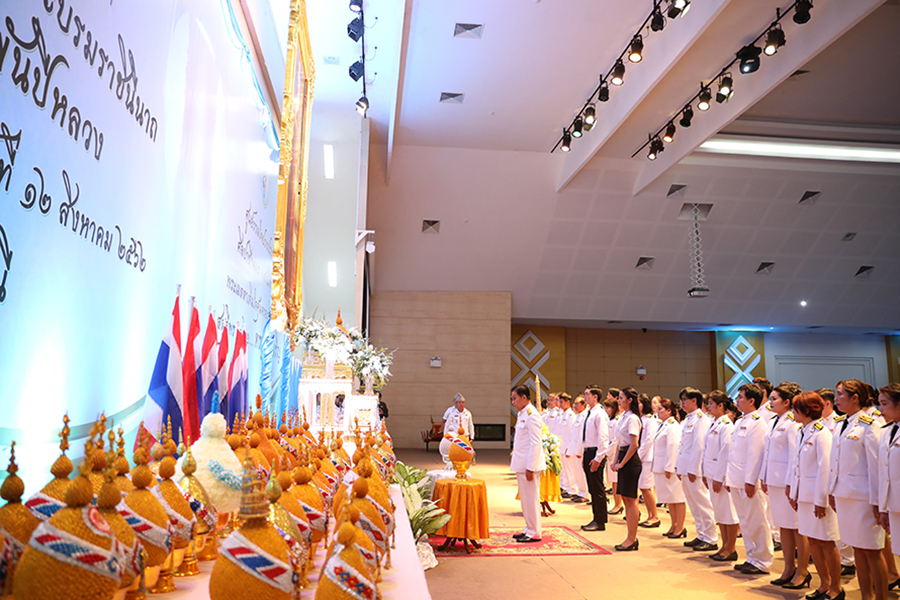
443,406,475,438
789,420,832,507
702,416,732,485
726,411,767,488
761,412,800,488
569,410,588,457
652,417,681,475
510,404,546,474
638,415,659,463
879,422,900,514
828,411,881,505
676,409,710,477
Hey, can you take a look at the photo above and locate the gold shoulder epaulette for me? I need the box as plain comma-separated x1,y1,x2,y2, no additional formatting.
786,412,795,421
764,402,772,411
814,422,824,430
752,413,761,420
667,417,675,424
859,414,874,425
723,417,731,425
873,409,882,417
527,407,533,416
834,414,847,422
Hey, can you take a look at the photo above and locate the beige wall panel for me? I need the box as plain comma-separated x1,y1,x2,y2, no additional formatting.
370,291,511,449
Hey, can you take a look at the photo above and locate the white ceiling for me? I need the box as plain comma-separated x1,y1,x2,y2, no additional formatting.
302,0,900,334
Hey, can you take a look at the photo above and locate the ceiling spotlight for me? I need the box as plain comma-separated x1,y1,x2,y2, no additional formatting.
698,87,711,111
572,117,584,138
584,105,597,126
663,122,676,143
628,36,643,63
560,130,572,152
667,0,690,19
347,17,363,42
764,25,785,55
598,81,610,102
611,59,625,86
679,105,693,128
716,74,732,103
737,44,762,74
349,0,362,13
348,60,364,81
650,8,666,31
356,95,368,115
794,0,812,24
648,137,665,161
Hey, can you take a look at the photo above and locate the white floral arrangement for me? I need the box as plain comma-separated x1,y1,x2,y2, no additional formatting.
293,317,394,385
541,427,562,476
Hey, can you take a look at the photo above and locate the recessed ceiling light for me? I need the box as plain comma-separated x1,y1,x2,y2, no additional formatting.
800,300,807,307
324,144,335,179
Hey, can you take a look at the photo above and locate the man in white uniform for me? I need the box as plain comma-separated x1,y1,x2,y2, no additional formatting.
677,386,719,551
566,396,589,502
443,393,474,439
728,384,775,575
510,385,546,543
557,393,575,498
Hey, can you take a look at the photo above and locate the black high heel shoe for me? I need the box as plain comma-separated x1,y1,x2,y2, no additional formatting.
824,591,844,600
666,529,687,539
805,590,826,600
889,578,900,591
782,573,812,589
609,506,624,515
615,540,639,551
771,571,796,586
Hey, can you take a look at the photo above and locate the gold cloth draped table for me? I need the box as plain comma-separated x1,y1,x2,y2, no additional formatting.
432,478,490,553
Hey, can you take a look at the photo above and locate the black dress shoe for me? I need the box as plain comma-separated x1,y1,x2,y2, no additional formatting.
741,564,769,575
684,537,702,547
693,542,718,552
614,540,639,551
572,496,589,503
711,551,738,562
516,536,541,543
561,491,572,497
773,540,782,552
512,532,527,539
734,562,750,571
840,565,855,577
805,590,827,600
888,578,900,591
581,521,605,531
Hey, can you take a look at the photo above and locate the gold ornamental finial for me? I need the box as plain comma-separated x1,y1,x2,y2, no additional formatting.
59,414,71,454
182,434,197,476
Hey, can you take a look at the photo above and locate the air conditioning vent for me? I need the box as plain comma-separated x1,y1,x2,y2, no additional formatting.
855,265,874,279
757,262,775,274
453,23,484,39
677,203,712,221
440,92,465,104
667,184,687,198
422,220,440,234
635,257,655,270
799,191,820,205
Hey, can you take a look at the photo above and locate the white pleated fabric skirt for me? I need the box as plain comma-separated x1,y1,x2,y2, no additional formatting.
891,512,900,556
797,500,839,542
654,471,685,504
710,485,738,525
639,461,654,489
835,496,884,550
769,485,798,529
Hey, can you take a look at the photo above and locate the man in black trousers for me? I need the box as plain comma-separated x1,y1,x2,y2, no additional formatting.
581,386,611,531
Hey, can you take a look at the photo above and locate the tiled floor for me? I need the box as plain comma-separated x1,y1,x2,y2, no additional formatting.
396,448,878,600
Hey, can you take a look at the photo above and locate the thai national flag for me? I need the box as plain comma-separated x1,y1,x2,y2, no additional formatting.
182,301,202,442
239,329,249,413
196,310,218,424
144,294,183,444
216,324,229,409
227,328,246,424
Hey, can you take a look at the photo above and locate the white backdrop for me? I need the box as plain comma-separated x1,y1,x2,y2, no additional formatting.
0,0,280,491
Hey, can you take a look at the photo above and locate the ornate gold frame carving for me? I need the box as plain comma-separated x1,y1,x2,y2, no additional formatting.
272,0,315,343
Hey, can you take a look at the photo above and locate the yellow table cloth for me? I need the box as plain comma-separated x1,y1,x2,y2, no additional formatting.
433,478,490,540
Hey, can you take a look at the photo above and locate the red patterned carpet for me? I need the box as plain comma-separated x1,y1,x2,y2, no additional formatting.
429,526,612,557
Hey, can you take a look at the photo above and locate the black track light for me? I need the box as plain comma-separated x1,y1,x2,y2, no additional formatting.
650,8,666,32
347,17,363,42
679,105,694,128
356,95,368,115
663,122,676,144
667,0,690,19
598,82,610,102
628,36,644,64
572,117,584,138
794,0,812,24
716,74,732,103
737,44,762,74
698,87,711,111
764,25,785,55
584,105,597,126
560,130,572,152
349,60,365,81
611,60,625,86
349,0,362,13
648,137,665,160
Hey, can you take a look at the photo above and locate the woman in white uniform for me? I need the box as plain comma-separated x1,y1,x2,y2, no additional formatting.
762,383,809,589
638,394,660,528
877,383,900,591
828,379,886,600
606,398,624,515
611,387,642,551
790,391,842,600
702,390,739,561
653,398,686,538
